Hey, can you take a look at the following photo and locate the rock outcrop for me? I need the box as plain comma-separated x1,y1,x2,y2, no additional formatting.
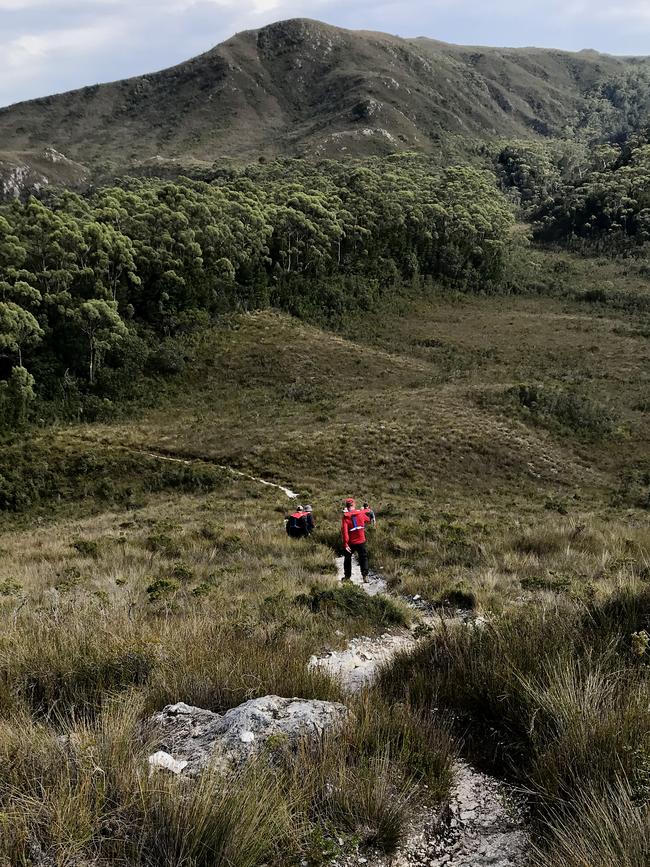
146,695,348,775
0,148,89,200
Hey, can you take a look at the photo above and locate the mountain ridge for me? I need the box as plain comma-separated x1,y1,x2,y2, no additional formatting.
1,17,649,189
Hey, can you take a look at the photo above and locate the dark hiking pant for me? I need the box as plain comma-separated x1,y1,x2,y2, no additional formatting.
344,542,369,579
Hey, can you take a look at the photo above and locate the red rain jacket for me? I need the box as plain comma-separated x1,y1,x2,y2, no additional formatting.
341,508,370,547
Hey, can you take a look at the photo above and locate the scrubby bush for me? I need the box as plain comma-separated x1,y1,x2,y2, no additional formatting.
170,562,194,583
146,577,180,602
295,584,409,627
71,538,101,559
508,383,617,438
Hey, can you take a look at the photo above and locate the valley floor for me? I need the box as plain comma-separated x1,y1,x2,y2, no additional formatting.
1,275,649,865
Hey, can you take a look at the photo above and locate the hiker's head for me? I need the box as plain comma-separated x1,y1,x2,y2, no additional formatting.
304,504,313,513
297,504,305,512
363,502,369,509
345,497,356,510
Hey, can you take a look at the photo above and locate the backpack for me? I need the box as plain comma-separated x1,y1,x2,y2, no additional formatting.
286,513,306,537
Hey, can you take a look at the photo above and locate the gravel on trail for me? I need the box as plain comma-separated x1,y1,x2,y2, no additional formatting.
313,555,531,867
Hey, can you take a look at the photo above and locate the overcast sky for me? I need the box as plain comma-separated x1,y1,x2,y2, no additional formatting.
2,0,650,108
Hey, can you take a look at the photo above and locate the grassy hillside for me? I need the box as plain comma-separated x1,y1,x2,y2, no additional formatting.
3,260,649,545
1,269,649,862
1,18,649,179
69,260,649,496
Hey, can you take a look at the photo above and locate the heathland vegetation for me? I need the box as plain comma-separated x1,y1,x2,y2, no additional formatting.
1,20,650,867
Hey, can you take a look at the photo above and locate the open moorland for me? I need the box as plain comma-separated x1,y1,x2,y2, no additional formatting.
2,253,649,864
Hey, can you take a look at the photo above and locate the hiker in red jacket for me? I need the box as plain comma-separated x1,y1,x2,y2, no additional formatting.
286,505,308,538
341,497,371,582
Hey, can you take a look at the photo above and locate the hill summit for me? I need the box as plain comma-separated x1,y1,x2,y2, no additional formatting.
0,17,649,180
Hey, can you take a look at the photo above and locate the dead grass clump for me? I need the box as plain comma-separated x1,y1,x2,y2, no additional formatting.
531,777,650,867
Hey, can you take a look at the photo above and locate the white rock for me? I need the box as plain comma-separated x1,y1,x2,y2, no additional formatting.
146,696,348,775
148,750,188,775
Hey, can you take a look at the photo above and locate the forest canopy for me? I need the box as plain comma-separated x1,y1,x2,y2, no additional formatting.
495,128,650,254
0,155,516,426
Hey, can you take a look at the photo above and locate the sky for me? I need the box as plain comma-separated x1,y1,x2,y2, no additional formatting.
2,0,650,108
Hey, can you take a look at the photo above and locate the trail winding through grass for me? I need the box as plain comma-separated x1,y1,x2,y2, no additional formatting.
311,556,531,867
141,449,300,499
88,440,530,864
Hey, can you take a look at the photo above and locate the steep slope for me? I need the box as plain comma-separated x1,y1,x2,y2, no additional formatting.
0,18,648,177
0,148,90,198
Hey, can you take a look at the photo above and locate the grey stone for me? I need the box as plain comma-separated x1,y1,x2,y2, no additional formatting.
146,695,348,775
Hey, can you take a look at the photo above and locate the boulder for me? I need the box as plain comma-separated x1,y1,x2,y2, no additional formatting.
146,695,348,775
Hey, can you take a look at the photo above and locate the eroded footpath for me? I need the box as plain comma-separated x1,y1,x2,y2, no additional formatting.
312,556,530,867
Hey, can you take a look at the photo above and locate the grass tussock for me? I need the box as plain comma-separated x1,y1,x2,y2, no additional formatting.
532,778,650,867
0,689,454,865
379,591,650,861
141,764,300,867
0,600,345,721
295,583,410,628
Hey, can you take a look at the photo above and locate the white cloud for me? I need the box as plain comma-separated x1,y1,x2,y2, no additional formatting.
1,20,124,103
0,0,119,7
598,2,650,24
5,24,116,66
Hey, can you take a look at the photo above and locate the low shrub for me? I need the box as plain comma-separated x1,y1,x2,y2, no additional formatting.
507,383,617,439
0,579,22,596
170,562,194,583
146,531,182,558
146,577,180,602
71,538,101,559
295,584,409,627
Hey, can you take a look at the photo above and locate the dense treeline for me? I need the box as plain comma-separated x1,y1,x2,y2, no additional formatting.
496,129,650,255
534,134,650,253
577,67,650,145
0,155,515,426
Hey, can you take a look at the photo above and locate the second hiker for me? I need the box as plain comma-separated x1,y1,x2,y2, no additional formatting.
286,504,315,538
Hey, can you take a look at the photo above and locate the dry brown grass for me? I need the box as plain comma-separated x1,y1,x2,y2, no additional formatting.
1,291,649,863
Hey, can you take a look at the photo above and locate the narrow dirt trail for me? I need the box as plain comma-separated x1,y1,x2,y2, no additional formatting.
312,556,530,867
65,434,301,499
310,557,429,693
75,439,530,864
139,449,300,499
